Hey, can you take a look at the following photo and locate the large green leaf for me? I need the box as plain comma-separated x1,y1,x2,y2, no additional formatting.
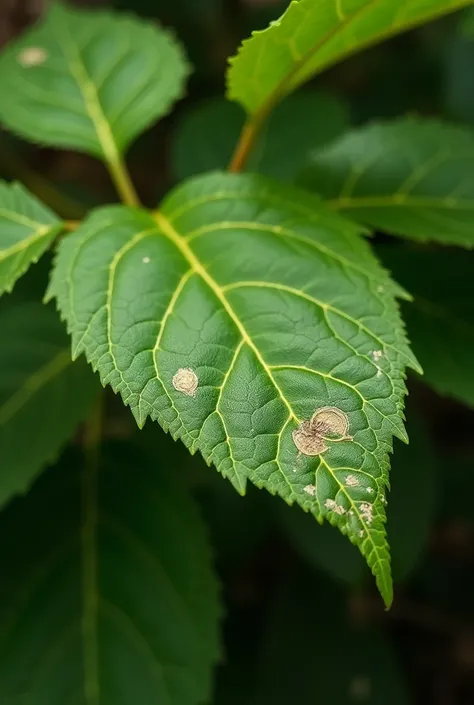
0,301,98,507
0,181,62,295
0,2,189,160
227,0,472,115
300,119,474,247
172,91,349,182
0,444,221,704
380,245,474,409
48,172,419,606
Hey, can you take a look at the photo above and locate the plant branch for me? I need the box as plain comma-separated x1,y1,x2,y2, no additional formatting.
81,394,103,705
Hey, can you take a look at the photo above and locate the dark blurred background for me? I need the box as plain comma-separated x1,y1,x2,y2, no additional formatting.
2,1,474,704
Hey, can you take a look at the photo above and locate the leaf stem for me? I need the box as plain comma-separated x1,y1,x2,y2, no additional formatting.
82,394,103,705
107,155,140,207
228,110,267,173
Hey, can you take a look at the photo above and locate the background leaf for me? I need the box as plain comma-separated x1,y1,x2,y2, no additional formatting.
0,299,98,507
227,0,472,115
172,91,349,182
0,443,221,704
254,570,411,705
380,245,474,409
0,181,61,295
48,171,419,605
0,2,190,160
300,118,474,247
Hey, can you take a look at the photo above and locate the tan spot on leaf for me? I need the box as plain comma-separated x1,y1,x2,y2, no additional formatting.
172,367,198,397
311,406,349,438
292,420,328,456
18,47,48,67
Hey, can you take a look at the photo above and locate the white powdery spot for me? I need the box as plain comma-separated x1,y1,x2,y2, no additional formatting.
303,484,316,496
359,530,364,538
366,487,374,494
324,498,346,515
172,367,198,397
345,474,359,487
359,502,374,524
376,368,383,377
372,350,383,362
18,47,48,67
142,256,151,264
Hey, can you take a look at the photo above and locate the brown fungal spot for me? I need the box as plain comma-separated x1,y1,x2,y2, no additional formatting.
292,406,351,457
292,420,328,456
18,47,48,67
311,406,350,438
172,367,198,397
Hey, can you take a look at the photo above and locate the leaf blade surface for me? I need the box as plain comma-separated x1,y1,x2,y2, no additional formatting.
49,172,419,605
300,119,474,247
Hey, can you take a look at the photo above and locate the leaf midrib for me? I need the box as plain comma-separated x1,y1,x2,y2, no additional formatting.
51,8,122,166
0,223,58,261
154,211,298,425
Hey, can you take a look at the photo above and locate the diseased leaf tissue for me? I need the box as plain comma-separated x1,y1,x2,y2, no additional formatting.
0,8,468,680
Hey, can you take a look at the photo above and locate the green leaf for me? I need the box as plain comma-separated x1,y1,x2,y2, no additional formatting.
48,171,419,607
0,443,221,704
0,1,190,160
379,245,474,409
0,181,62,296
0,300,98,507
256,572,411,705
227,0,472,116
299,119,474,247
172,91,349,182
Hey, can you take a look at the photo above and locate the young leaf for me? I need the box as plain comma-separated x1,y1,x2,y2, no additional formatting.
300,119,474,247
0,301,98,507
0,181,62,295
172,91,349,183
0,2,189,160
227,0,472,116
380,245,474,409
48,172,419,606
0,444,221,704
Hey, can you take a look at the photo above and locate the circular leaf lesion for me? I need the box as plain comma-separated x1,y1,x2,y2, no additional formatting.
292,406,351,457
